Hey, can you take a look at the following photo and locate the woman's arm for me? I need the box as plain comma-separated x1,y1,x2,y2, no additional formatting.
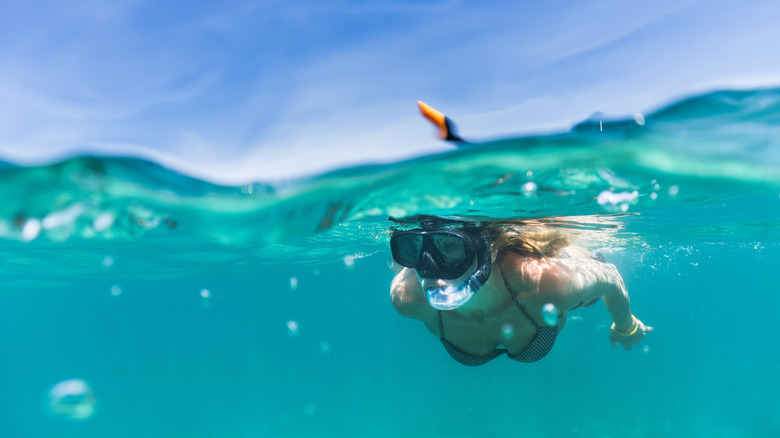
501,252,652,349
548,257,653,349
564,259,634,330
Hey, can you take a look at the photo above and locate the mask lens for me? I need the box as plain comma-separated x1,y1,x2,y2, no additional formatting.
432,234,467,265
421,232,475,279
391,233,423,267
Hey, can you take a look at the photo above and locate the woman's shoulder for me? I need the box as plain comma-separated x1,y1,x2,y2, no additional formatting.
497,250,553,274
496,252,550,293
497,249,577,301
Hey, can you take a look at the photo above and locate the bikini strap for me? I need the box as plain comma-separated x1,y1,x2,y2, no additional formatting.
510,291,542,330
499,264,542,330
437,310,445,339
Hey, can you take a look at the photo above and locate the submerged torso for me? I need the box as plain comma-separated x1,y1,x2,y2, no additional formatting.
419,259,566,363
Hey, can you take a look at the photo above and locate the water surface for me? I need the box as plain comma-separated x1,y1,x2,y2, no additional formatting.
1,88,779,437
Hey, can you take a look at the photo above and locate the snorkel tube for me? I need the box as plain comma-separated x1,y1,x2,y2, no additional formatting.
417,101,466,144
425,232,492,311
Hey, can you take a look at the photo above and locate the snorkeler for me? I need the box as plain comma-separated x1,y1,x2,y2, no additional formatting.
389,217,652,365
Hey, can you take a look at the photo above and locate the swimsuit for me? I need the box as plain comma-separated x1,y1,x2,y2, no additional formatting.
435,250,605,366
436,271,558,366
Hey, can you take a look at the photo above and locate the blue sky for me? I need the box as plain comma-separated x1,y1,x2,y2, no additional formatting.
1,0,779,183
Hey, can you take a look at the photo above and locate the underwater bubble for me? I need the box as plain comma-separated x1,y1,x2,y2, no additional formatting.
22,218,41,241
200,289,212,308
110,285,122,297
43,203,87,230
633,112,646,126
597,190,638,212
542,303,559,326
319,341,332,355
93,212,115,232
500,323,515,340
522,181,537,196
101,256,115,268
668,185,680,197
48,379,96,420
286,320,299,336
597,191,638,206
642,345,650,355
289,277,299,291
343,255,355,269
649,192,658,200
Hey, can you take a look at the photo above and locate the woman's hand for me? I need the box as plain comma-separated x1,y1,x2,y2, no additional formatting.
609,315,653,350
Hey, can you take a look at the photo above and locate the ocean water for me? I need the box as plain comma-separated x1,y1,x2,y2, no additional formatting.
1,88,779,438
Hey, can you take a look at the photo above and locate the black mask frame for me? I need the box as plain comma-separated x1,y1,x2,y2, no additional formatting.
391,226,489,280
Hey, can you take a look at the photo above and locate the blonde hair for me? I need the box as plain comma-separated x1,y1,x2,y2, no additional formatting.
486,223,571,259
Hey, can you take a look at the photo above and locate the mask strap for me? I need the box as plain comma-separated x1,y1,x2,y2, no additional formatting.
466,233,492,291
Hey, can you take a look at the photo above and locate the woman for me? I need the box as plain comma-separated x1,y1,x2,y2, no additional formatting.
389,216,652,366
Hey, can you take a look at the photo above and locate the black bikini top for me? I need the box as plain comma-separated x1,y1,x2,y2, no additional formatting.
436,269,559,366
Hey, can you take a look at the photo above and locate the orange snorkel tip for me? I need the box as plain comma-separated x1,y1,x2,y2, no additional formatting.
418,101,449,140
417,101,465,143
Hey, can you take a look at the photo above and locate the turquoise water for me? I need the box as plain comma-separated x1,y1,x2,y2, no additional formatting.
1,88,779,437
